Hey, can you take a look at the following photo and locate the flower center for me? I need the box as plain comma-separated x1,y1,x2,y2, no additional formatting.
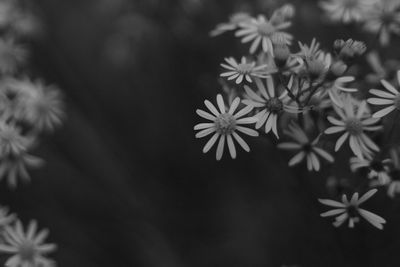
265,97,283,113
19,242,35,261
257,22,275,36
214,113,236,135
345,118,363,136
393,95,400,110
236,63,254,75
302,143,313,153
346,204,359,218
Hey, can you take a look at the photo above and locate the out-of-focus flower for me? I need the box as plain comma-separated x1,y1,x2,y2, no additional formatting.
0,38,27,75
0,149,44,189
9,79,65,132
210,12,252,37
235,14,292,55
325,98,381,159
0,206,15,230
364,0,400,46
319,189,386,229
333,39,367,61
350,157,391,185
0,220,57,267
319,0,375,24
272,4,296,23
278,123,334,171
220,57,269,84
367,70,400,118
326,76,358,107
366,51,400,84
243,77,298,138
194,94,258,160
387,148,400,198
0,122,29,157
0,0,17,28
10,12,44,39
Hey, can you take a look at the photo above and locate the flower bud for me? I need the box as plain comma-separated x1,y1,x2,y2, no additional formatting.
334,39,367,61
330,60,348,77
274,44,290,67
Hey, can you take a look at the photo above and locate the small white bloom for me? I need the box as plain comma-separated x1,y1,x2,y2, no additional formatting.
235,15,292,55
319,0,376,24
367,70,400,118
278,123,334,171
0,38,27,75
0,220,57,267
210,12,252,37
350,157,391,185
325,97,381,159
194,94,259,160
220,57,269,84
243,77,298,138
319,189,386,229
0,206,15,230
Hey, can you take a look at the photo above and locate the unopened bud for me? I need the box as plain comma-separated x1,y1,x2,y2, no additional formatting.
274,44,290,67
330,60,348,77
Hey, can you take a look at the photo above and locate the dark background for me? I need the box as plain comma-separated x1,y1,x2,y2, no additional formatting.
0,0,400,266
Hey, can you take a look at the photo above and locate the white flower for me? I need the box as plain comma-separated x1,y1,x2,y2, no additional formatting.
9,79,65,132
194,94,259,160
367,70,400,118
0,220,57,267
297,38,322,59
319,0,376,24
278,123,334,171
243,77,298,138
210,12,252,37
327,76,358,107
220,57,269,84
235,15,292,55
350,157,391,185
364,0,400,46
0,206,15,230
325,97,381,159
319,189,386,229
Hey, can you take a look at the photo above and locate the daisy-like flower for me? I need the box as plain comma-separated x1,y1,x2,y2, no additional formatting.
364,0,400,46
235,14,292,55
9,79,65,132
325,97,381,159
220,57,269,84
278,123,334,171
367,70,400,118
0,121,30,157
243,77,298,138
0,220,57,267
0,150,44,189
326,76,358,107
194,94,258,160
319,0,376,24
210,12,252,37
301,52,332,81
350,157,391,185
319,189,386,229
0,38,27,75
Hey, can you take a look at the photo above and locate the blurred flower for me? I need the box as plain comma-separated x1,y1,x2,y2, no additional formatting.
243,77,298,138
9,79,65,132
366,51,400,84
0,220,57,267
278,123,334,171
235,14,292,55
319,0,375,24
333,39,367,61
325,98,381,159
220,57,269,84
364,0,400,46
0,0,17,28
210,12,251,37
194,94,258,160
367,70,400,118
326,76,357,107
350,157,391,185
0,38,27,75
10,12,44,39
387,149,400,198
0,122,29,157
319,189,386,229
0,206,15,230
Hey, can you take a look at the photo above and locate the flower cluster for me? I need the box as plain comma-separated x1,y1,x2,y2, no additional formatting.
198,1,400,231
0,206,56,267
0,2,64,189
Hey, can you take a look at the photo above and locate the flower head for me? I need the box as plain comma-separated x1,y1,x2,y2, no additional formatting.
278,123,334,171
319,189,386,229
333,39,367,61
220,57,269,84
319,0,375,24
325,97,381,159
210,12,252,37
367,70,400,118
235,14,292,55
364,0,400,46
350,157,391,185
243,77,298,138
194,94,258,160
0,38,27,75
0,220,57,267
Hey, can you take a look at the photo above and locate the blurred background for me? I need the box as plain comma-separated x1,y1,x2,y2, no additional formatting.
0,0,399,266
